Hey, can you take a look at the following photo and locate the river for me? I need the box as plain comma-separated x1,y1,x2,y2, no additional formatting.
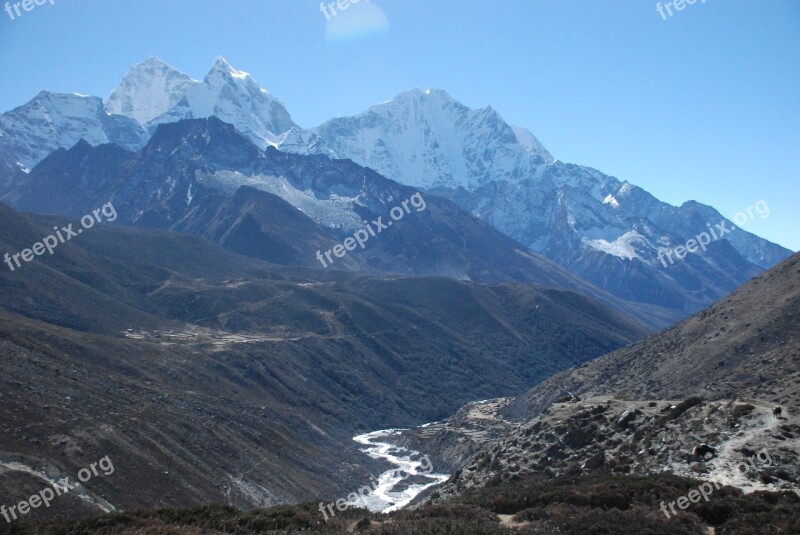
348,428,449,513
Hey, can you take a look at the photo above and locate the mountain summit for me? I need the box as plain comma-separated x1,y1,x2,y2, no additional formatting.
146,57,297,147
0,90,147,169
286,87,555,191
105,56,199,124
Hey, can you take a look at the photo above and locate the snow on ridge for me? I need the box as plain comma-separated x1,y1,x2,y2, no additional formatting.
0,91,148,168
199,170,364,232
583,230,647,261
603,194,620,208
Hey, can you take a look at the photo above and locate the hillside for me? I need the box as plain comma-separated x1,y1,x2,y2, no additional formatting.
517,252,800,417
0,202,649,522
386,254,800,517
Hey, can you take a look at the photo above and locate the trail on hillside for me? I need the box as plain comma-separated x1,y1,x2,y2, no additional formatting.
704,403,794,493
0,460,116,512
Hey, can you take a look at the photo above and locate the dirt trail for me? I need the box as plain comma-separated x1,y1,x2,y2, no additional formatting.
705,402,794,493
709,407,772,490
497,513,529,529
415,398,517,444
0,460,116,512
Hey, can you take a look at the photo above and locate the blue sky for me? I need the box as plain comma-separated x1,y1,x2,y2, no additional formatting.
1,0,798,250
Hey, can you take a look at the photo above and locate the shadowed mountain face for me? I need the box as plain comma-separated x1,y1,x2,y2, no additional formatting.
0,202,649,519
1,117,673,329
173,185,363,268
0,143,24,193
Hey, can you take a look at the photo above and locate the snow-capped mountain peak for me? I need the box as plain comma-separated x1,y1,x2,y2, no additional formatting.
380,87,457,105
280,88,554,190
204,56,260,87
0,90,147,168
148,57,297,148
105,56,199,124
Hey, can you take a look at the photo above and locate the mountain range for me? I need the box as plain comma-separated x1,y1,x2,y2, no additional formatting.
0,114,672,329
0,57,792,326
